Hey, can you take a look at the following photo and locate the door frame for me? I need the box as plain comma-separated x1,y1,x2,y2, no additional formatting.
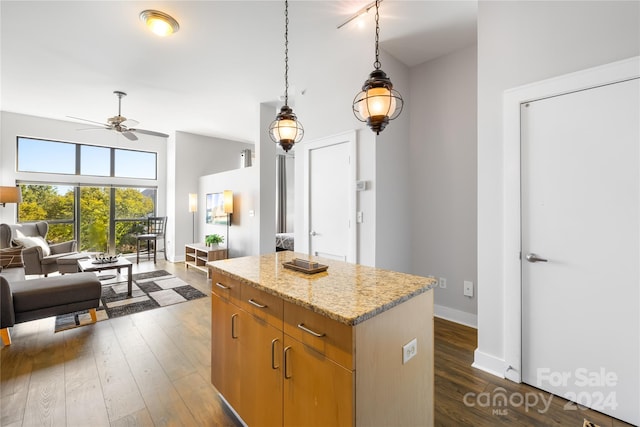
502,56,639,383
299,130,357,263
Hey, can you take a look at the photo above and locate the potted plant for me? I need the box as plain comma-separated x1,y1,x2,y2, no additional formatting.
205,234,225,247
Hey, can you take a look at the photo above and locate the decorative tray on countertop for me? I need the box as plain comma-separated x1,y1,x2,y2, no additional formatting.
282,258,329,274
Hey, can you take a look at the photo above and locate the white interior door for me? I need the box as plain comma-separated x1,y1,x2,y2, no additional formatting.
521,78,639,424
302,132,356,262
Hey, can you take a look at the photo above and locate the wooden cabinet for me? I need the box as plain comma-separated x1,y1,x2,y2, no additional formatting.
283,335,353,427
210,271,434,427
211,281,241,413
185,243,227,278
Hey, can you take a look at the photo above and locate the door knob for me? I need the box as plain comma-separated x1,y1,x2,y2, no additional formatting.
526,253,548,263
309,231,318,236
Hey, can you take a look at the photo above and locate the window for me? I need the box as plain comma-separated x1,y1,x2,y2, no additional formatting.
18,184,74,244
115,149,157,179
81,145,110,176
17,137,157,180
17,138,75,174
18,184,157,253
16,137,159,253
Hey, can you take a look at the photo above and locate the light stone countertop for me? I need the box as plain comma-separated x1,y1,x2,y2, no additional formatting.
208,251,437,326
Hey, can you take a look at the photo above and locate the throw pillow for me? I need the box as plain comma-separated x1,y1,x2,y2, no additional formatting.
0,247,24,268
12,235,51,257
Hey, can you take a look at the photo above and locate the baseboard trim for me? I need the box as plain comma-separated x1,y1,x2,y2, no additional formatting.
472,349,506,379
434,304,477,328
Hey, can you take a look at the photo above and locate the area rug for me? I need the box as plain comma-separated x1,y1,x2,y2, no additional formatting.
54,270,207,332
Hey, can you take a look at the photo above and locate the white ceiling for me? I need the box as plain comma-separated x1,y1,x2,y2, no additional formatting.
1,1,477,143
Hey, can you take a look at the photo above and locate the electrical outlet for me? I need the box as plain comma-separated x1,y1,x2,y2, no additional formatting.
464,281,474,297
403,338,418,364
439,277,447,288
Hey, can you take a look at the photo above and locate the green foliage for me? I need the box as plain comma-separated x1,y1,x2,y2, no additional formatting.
18,184,156,253
205,234,225,245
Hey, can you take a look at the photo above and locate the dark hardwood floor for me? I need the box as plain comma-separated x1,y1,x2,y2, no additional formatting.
1,259,634,426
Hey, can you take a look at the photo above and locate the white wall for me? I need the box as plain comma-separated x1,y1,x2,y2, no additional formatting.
476,0,640,374
409,45,478,326
0,111,167,224
199,166,259,258
169,131,253,261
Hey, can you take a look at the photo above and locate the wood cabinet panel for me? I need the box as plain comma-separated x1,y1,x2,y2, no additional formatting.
240,284,283,330
211,272,241,305
240,312,283,427
283,301,353,370
283,335,354,427
211,293,241,413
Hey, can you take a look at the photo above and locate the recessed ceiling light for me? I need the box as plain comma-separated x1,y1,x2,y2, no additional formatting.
139,10,180,37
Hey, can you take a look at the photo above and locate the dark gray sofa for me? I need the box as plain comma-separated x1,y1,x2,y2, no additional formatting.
0,269,101,345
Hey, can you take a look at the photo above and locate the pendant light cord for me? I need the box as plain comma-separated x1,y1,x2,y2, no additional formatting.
284,0,290,105
373,0,381,70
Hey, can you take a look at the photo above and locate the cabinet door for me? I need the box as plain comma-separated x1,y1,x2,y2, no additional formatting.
283,335,354,427
240,313,283,427
211,293,242,413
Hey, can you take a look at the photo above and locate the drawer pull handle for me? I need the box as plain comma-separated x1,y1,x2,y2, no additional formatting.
215,282,230,290
284,346,292,379
297,323,326,338
271,338,280,370
248,299,267,309
231,313,238,339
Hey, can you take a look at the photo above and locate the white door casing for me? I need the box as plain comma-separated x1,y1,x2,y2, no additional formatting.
521,78,639,423
300,131,356,263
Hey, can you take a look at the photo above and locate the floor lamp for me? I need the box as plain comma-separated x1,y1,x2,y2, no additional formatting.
223,190,233,254
189,193,197,243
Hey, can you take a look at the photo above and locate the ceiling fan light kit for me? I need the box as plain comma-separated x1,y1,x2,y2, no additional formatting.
268,0,304,152
139,9,179,37
352,0,404,135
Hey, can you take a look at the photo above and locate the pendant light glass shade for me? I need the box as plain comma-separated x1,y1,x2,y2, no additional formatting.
269,0,303,152
269,106,304,152
352,0,403,134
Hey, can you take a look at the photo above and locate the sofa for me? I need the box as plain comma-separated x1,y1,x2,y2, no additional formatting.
0,268,101,345
0,222,77,276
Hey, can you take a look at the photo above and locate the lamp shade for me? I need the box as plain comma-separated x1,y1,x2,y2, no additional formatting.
188,193,198,213
0,186,22,205
223,190,233,214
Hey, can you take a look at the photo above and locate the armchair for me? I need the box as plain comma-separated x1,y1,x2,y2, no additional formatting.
0,222,77,276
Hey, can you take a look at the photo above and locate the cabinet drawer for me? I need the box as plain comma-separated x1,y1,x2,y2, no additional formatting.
240,284,283,330
211,271,241,304
283,301,353,370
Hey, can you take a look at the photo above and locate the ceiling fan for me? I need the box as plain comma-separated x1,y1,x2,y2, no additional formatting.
68,91,169,141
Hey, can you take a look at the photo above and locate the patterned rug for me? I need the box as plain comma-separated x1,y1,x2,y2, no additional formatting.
54,270,207,332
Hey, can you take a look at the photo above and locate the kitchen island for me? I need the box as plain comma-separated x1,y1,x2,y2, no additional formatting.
208,251,437,427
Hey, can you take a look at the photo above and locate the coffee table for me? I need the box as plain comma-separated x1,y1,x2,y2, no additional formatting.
78,258,133,296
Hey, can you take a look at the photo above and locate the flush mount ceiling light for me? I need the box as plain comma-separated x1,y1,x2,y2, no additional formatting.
268,0,304,152
352,0,403,135
139,10,180,37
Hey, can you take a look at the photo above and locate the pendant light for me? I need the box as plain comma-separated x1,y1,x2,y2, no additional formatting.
352,0,403,134
269,0,304,152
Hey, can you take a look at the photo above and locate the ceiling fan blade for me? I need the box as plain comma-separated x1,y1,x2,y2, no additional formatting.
129,128,169,138
77,126,110,131
67,116,110,127
121,131,138,141
121,119,139,127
